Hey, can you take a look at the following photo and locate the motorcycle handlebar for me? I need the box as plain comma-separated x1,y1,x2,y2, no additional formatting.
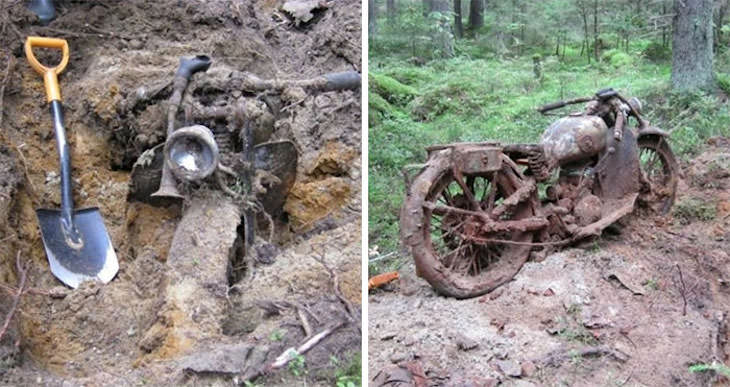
537,96,594,114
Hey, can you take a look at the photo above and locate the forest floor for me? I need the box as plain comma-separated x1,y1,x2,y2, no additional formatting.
368,138,730,386
0,1,361,386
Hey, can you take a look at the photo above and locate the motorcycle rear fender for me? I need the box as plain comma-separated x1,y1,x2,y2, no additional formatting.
638,126,670,138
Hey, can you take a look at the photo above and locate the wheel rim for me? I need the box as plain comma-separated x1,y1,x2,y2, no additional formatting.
422,166,533,287
638,138,677,213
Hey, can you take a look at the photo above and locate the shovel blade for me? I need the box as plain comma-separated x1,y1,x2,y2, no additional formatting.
36,208,119,289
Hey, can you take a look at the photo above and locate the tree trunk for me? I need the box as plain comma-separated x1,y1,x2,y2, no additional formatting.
454,0,464,38
369,0,377,35
715,0,728,49
671,0,714,92
579,4,590,63
432,0,455,57
387,0,396,23
593,0,599,62
661,4,665,46
468,0,484,31
423,0,433,15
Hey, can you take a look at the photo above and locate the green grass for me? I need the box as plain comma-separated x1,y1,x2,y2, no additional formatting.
368,43,730,275
689,362,730,377
332,352,362,387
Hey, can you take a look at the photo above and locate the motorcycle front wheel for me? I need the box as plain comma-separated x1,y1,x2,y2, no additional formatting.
400,152,537,299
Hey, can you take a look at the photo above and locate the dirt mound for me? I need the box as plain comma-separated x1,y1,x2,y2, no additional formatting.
369,140,730,386
0,0,360,385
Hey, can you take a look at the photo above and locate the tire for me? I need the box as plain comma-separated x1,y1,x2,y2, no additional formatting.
637,135,680,214
400,151,537,299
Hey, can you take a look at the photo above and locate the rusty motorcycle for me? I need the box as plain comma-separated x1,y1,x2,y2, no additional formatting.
400,88,679,299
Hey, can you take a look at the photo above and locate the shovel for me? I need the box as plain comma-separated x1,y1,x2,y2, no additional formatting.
25,37,118,288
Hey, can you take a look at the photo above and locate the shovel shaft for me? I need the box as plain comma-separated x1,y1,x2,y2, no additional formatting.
50,100,75,234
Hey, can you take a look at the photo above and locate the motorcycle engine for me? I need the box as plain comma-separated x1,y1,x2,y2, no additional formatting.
540,115,609,168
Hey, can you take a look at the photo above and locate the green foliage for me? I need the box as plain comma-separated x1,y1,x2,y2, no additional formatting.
689,362,730,377
717,73,730,95
601,49,633,68
332,352,362,387
269,330,284,341
673,198,717,224
288,353,306,377
642,42,671,61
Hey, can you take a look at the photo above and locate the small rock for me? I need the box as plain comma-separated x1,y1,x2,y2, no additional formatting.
390,351,408,363
496,359,522,377
456,334,479,351
128,39,143,50
490,317,507,331
380,331,397,341
493,347,509,360
489,287,505,300
543,288,555,296
521,360,537,377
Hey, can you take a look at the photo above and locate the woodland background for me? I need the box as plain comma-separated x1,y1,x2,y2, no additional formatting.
368,0,730,272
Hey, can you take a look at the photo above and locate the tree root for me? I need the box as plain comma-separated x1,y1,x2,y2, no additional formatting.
0,252,26,343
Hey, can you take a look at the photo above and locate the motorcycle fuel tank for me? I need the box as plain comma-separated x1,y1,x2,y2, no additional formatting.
540,115,609,168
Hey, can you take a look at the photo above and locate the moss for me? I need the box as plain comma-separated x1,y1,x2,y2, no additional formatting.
601,49,633,68
369,72,418,105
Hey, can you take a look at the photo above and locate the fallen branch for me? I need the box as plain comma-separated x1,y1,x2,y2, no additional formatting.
0,251,27,342
236,320,347,385
535,345,630,368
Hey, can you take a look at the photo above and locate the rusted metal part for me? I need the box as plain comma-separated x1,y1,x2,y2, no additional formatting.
541,115,608,169
451,145,502,174
597,128,640,199
492,178,536,219
479,217,548,233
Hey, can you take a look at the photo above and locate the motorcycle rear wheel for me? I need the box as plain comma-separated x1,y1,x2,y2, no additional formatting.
637,135,679,214
400,152,537,299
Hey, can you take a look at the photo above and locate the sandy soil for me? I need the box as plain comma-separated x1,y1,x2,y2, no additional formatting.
369,139,730,387
0,0,361,385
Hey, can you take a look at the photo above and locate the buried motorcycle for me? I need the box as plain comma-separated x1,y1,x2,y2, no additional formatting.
400,88,679,299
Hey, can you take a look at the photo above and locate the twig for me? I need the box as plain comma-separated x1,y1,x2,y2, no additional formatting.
0,251,27,342
368,251,396,263
676,264,687,316
312,250,356,324
237,320,346,384
535,345,629,368
295,305,312,337
14,144,36,194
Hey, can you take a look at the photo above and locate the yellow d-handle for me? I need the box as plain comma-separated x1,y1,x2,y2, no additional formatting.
25,36,69,102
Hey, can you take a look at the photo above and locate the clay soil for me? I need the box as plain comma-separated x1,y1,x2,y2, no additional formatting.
369,139,730,387
0,0,361,386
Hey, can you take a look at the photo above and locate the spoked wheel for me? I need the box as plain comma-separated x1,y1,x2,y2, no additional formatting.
637,135,679,214
400,153,539,299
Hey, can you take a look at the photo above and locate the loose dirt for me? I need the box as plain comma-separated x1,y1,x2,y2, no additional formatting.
0,0,361,385
369,139,730,387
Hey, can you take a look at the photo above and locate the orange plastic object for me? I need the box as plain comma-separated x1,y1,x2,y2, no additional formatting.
24,36,69,102
368,271,400,290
